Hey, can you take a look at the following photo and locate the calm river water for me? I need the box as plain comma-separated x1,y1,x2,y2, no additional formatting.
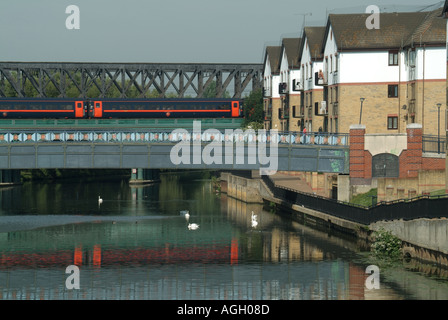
0,171,448,301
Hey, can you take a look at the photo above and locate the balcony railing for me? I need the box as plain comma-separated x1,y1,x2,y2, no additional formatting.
314,72,327,86
423,135,446,154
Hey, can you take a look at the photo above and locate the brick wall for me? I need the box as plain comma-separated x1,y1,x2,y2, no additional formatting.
349,123,446,201
338,81,446,136
349,123,445,179
288,93,301,132
349,125,367,178
400,124,423,178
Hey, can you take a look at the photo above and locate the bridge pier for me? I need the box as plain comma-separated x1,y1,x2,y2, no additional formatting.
129,169,160,186
0,170,21,187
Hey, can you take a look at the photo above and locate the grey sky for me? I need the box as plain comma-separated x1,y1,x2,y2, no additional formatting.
0,0,444,64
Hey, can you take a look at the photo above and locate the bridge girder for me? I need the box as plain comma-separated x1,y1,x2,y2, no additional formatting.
0,62,263,99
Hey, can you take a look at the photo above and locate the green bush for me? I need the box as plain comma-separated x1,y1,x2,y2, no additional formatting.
370,228,402,260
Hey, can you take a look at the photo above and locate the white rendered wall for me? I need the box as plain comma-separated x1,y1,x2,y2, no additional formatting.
263,57,272,97
415,47,446,80
300,37,323,91
339,51,400,84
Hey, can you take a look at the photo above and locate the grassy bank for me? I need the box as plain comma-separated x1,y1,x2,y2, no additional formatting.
350,188,377,207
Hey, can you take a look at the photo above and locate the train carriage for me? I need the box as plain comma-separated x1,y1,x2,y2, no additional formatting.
0,98,242,119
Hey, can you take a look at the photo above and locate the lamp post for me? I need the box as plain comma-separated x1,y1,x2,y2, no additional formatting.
437,103,441,153
359,98,365,125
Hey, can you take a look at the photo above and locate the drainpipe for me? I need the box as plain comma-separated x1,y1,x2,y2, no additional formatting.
398,46,401,133
422,40,426,135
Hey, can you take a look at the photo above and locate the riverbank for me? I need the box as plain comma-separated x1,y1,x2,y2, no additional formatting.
220,171,448,268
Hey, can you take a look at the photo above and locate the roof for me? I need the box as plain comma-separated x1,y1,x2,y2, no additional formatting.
299,26,326,61
281,38,302,69
325,7,445,51
263,46,282,75
443,0,448,17
406,7,446,47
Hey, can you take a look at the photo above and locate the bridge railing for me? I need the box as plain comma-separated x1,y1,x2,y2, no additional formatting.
0,129,349,146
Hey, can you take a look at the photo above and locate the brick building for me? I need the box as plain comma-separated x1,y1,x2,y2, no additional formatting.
319,8,446,136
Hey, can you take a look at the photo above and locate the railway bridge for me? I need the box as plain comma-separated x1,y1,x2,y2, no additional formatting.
0,122,350,185
0,62,263,99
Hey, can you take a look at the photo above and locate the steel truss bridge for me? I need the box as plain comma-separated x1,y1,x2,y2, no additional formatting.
0,62,263,98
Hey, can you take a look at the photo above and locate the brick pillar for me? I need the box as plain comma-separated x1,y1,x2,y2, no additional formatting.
349,124,366,178
403,123,423,178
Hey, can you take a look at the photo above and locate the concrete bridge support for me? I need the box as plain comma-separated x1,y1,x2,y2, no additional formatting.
129,168,160,185
0,170,21,186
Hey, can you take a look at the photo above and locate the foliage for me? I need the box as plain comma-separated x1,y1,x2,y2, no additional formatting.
370,228,402,260
1,71,204,99
242,121,264,130
241,88,263,128
203,81,230,99
211,175,221,193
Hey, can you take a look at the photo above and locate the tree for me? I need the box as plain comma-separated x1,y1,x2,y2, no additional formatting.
203,81,230,98
241,88,263,129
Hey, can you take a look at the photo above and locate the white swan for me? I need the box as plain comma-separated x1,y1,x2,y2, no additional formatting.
251,211,257,221
251,211,258,228
98,196,103,204
180,210,190,220
188,223,199,230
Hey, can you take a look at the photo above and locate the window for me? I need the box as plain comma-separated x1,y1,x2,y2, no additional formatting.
408,49,416,67
388,116,398,130
389,50,398,66
330,55,333,73
334,54,338,73
388,84,398,98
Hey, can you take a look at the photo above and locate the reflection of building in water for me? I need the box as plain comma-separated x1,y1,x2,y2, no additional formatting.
267,228,323,263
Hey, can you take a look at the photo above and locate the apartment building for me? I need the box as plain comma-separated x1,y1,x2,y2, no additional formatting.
262,46,281,130
319,8,446,135
278,37,302,132
297,26,326,133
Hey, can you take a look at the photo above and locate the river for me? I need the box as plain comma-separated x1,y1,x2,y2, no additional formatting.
0,170,447,300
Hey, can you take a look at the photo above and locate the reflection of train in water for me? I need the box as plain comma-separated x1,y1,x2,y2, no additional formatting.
0,98,242,119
